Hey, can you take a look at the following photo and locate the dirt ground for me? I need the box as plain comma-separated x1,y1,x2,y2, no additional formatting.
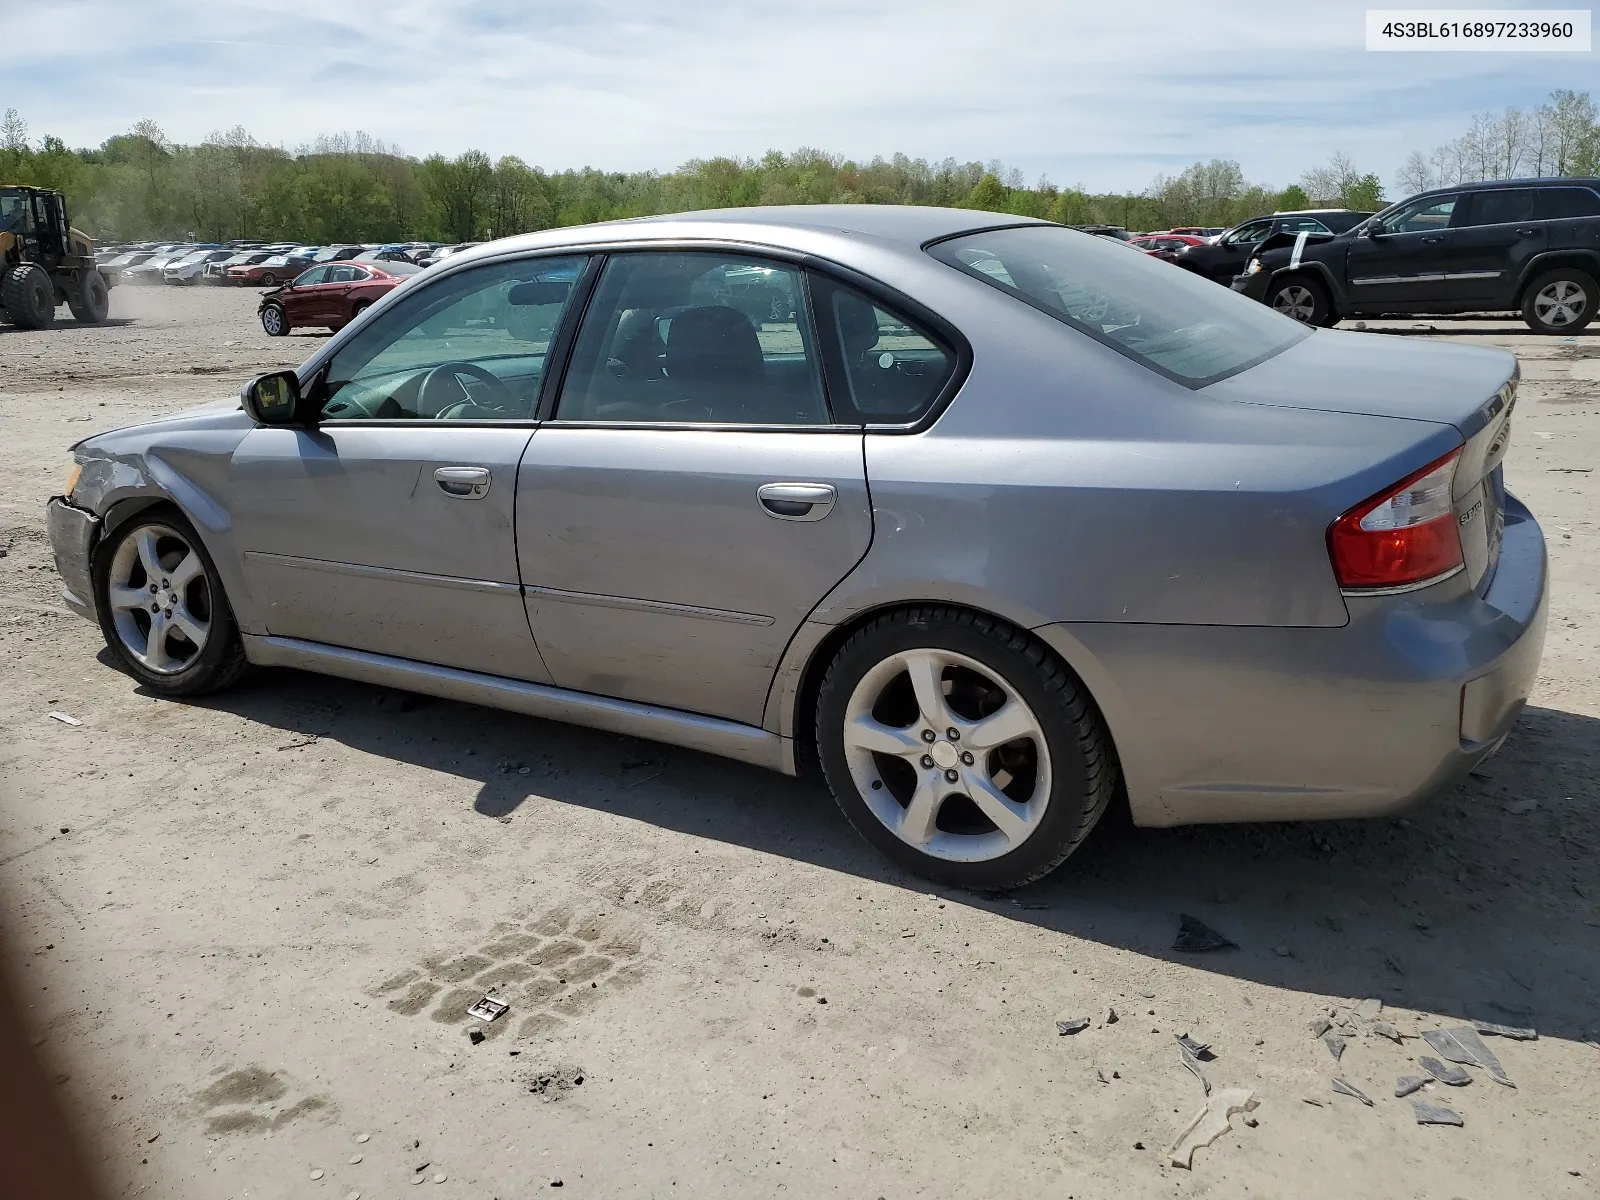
2,285,1598,1199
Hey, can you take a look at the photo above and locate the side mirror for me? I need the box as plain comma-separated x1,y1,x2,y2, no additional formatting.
1362,218,1384,238
242,370,303,425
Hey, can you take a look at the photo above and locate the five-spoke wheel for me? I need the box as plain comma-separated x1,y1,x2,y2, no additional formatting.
817,606,1116,889
94,511,248,695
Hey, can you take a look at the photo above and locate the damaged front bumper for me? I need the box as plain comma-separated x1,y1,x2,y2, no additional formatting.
46,496,101,620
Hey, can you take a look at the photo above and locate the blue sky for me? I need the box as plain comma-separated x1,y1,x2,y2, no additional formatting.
5,0,1595,192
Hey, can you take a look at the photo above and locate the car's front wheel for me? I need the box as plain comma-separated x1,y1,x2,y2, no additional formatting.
93,510,248,696
260,302,288,336
815,606,1116,890
1522,268,1595,334
1268,275,1333,326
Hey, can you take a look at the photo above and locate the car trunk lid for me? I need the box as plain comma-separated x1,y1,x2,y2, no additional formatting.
1205,328,1518,590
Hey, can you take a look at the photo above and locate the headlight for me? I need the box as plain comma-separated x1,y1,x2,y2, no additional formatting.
1245,258,1263,275
64,459,83,497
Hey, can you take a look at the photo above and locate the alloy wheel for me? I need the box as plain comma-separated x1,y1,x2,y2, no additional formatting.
106,524,212,675
840,648,1052,863
1534,280,1587,327
261,305,284,335
1273,284,1316,322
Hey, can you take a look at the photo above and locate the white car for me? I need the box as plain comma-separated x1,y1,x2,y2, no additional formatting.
162,250,235,285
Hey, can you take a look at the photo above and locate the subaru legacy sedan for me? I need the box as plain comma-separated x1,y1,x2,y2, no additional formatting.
46,206,1547,890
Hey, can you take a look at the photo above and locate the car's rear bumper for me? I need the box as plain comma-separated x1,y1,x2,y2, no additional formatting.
45,497,100,621
1037,492,1548,827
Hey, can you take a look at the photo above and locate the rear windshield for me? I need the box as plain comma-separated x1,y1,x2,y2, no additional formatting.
928,225,1309,387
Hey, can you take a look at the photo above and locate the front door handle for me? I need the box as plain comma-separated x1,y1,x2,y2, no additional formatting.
757,482,836,522
434,466,492,499
1515,227,1542,237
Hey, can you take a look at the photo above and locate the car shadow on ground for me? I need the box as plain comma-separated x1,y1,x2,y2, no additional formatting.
162,660,1600,1044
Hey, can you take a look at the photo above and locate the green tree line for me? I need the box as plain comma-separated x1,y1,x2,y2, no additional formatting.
2,89,1592,246
0,112,1335,244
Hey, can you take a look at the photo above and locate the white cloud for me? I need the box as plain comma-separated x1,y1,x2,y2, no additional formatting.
5,0,1592,190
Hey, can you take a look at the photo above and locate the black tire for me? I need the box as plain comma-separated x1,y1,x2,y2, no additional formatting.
2,263,57,329
1521,267,1596,334
92,508,249,697
351,300,371,319
815,606,1117,890
260,272,278,286
1267,274,1332,326
66,269,111,323
261,302,288,336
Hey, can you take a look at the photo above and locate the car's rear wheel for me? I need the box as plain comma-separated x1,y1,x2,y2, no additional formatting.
260,302,287,336
1269,275,1332,326
1522,268,1595,334
260,272,278,286
93,510,248,696
815,606,1116,890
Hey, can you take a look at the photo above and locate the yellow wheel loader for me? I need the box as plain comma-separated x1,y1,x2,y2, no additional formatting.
0,185,109,329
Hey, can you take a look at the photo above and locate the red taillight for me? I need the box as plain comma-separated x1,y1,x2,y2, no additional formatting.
1328,448,1464,591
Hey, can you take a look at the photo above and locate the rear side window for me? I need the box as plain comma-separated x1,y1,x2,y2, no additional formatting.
1538,186,1600,219
810,276,956,422
1278,217,1331,234
1466,189,1539,226
929,225,1308,388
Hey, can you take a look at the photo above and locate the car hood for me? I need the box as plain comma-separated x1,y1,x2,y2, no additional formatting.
1204,327,1516,439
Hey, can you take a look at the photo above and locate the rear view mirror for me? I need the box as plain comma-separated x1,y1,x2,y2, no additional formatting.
242,370,302,425
508,280,571,306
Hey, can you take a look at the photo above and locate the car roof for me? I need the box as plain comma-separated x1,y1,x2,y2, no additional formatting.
1405,176,1600,202
439,205,1051,276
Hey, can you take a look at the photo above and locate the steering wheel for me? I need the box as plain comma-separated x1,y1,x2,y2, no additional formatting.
418,361,520,419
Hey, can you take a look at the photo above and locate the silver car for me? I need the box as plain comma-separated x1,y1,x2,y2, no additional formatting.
46,207,1548,889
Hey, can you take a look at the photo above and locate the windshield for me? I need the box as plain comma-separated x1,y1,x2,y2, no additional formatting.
928,225,1309,387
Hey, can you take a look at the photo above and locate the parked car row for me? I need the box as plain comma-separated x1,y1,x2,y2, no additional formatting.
93,238,484,287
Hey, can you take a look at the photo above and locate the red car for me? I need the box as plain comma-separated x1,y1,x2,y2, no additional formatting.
1129,233,1208,263
258,261,421,336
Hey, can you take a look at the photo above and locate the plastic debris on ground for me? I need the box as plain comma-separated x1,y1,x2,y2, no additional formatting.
1322,1033,1346,1061
1166,1088,1258,1169
1370,1020,1404,1043
1470,1018,1538,1040
1412,1099,1464,1126
1332,1077,1374,1106
46,712,82,726
1054,1015,1090,1036
1422,1027,1514,1087
1419,1055,1471,1086
1176,1034,1214,1096
1394,1075,1429,1097
466,992,510,1023
1308,1016,1332,1038
1173,914,1237,952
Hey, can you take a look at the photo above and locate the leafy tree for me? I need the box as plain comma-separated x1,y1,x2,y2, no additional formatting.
1276,183,1310,210
966,173,1008,212
1343,173,1385,212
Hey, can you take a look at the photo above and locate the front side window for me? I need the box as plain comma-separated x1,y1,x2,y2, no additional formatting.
1381,195,1457,234
1465,189,1539,226
929,225,1308,387
1222,221,1271,247
293,265,330,287
556,253,828,425
318,254,588,421
811,276,955,421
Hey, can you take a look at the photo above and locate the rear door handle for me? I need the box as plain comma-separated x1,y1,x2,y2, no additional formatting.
1515,227,1542,237
757,482,836,521
434,466,492,499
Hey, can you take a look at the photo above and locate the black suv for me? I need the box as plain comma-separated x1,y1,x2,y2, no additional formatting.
1172,209,1372,283
1232,178,1600,333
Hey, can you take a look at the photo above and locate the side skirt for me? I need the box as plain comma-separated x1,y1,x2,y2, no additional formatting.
243,634,796,775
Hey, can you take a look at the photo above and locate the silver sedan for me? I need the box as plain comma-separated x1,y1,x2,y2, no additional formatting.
46,206,1548,889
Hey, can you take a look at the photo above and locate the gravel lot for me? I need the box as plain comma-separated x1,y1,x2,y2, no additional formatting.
2,285,1598,1198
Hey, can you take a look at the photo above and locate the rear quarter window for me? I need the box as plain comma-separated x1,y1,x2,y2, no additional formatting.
928,225,1309,388
1537,187,1600,219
